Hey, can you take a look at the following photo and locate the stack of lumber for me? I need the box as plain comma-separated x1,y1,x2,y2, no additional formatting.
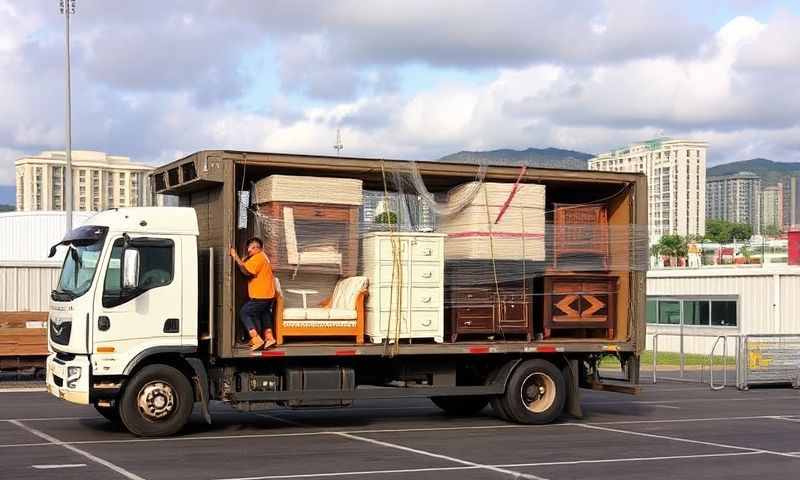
0,311,48,358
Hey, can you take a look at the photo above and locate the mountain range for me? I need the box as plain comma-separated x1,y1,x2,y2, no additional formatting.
440,147,593,170
706,158,800,186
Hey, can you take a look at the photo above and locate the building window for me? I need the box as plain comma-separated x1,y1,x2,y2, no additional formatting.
647,297,738,327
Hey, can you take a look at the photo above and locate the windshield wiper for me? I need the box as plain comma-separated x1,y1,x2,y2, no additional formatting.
51,288,76,301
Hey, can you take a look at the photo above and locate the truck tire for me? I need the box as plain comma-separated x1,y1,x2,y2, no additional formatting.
499,359,566,425
118,364,194,437
94,403,121,424
430,396,489,416
490,396,512,421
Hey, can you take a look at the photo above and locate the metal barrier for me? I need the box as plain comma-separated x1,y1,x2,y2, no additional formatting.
737,334,800,390
651,333,740,389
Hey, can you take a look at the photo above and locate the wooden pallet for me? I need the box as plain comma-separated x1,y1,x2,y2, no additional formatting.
0,312,48,358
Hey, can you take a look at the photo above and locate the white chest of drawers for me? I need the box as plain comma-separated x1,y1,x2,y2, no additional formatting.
361,232,446,343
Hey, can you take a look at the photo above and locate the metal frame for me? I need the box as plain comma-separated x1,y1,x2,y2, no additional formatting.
651,332,740,389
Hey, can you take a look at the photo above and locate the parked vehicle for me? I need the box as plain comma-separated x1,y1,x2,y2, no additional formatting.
45,150,646,437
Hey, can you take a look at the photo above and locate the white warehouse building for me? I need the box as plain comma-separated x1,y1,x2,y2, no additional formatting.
0,211,93,312
646,266,800,355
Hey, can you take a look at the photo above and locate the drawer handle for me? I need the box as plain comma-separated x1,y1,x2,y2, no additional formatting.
422,248,432,256
422,318,432,327
464,321,472,326
422,271,433,279
421,296,432,303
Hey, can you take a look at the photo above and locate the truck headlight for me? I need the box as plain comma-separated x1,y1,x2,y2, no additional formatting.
66,366,82,389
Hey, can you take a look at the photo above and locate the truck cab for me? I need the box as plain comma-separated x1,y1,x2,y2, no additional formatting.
46,207,201,433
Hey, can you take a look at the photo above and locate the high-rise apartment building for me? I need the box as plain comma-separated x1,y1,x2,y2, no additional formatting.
15,151,153,212
588,138,707,243
706,172,761,234
782,176,800,230
761,184,783,232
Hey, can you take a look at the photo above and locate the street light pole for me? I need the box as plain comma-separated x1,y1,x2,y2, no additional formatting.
60,0,75,233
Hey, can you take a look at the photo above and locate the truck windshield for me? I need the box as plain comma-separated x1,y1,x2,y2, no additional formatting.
53,239,105,301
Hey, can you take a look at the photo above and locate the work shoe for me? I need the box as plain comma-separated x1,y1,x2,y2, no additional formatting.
249,335,265,351
263,338,276,349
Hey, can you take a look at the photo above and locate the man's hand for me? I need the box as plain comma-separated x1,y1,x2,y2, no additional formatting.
229,247,238,260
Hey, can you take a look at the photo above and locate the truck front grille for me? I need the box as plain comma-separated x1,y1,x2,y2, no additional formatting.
50,319,72,346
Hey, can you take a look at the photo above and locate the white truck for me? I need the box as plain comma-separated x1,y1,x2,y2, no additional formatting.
45,150,645,437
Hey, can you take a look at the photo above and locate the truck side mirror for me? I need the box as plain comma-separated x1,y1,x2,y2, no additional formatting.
123,249,140,290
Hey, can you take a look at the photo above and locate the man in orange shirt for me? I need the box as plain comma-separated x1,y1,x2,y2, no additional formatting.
230,237,276,350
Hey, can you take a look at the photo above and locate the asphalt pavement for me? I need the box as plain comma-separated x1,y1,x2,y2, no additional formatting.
1,379,799,480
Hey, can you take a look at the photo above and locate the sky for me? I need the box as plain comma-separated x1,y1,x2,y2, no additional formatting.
2,0,800,187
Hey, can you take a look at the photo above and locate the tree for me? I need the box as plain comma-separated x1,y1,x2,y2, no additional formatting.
705,219,753,243
730,223,753,241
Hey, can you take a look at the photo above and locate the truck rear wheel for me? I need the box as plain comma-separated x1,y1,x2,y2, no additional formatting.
430,396,489,416
94,403,120,424
498,359,566,425
119,364,194,437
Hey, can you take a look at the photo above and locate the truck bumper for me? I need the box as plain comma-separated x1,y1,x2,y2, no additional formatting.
46,353,91,405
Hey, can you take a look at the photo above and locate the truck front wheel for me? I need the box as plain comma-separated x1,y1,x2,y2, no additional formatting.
498,359,566,425
430,396,489,416
119,364,194,437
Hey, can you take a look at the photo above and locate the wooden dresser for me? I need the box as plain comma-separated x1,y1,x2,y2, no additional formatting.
552,203,609,269
542,274,616,338
448,283,532,342
362,232,446,343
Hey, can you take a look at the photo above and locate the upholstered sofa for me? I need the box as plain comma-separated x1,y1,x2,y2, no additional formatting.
275,276,368,345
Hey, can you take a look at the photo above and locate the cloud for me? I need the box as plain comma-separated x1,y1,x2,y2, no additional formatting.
1,1,800,190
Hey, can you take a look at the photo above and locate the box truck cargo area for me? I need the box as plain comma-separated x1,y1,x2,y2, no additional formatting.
45,150,646,437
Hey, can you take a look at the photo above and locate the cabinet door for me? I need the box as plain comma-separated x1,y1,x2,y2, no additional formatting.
500,297,528,326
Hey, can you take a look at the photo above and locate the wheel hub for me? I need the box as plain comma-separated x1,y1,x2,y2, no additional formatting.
137,381,176,420
520,372,557,414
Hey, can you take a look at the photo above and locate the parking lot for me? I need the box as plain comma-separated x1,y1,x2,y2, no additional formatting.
1,379,799,480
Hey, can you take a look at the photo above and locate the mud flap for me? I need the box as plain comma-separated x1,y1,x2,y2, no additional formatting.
563,359,583,419
186,357,212,425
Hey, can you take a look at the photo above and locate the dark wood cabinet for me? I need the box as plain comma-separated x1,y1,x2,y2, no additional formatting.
449,285,532,342
542,274,616,338
553,203,609,269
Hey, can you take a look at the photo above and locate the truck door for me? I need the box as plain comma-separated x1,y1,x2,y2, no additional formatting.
92,235,183,375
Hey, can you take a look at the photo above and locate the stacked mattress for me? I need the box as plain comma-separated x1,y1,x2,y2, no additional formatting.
439,182,546,261
254,175,363,205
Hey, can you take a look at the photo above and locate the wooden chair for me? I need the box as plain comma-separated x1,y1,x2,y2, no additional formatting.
275,276,368,345
283,207,343,278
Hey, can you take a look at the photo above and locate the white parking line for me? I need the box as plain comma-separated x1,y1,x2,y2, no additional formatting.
211,451,767,480
577,423,800,459
1,414,798,450
585,395,800,406
0,388,47,393
334,431,548,480
8,420,146,480
647,404,682,409
32,464,87,469
501,450,764,467
215,466,479,480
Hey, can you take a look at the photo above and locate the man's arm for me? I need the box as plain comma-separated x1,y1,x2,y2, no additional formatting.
229,247,254,277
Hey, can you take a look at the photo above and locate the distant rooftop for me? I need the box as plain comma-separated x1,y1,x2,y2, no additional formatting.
15,150,152,170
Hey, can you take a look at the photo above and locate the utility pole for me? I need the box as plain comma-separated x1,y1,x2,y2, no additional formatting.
60,0,75,232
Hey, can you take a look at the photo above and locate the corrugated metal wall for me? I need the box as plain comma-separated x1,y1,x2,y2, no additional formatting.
0,262,61,311
0,211,94,261
646,268,800,354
